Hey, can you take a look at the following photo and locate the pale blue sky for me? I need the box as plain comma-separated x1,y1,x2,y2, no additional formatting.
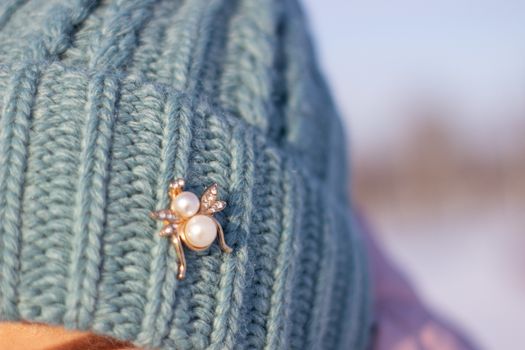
302,0,525,148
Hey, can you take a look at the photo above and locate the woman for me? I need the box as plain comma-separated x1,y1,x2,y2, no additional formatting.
0,0,475,349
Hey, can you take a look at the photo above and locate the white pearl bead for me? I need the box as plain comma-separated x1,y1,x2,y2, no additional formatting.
184,215,217,248
171,191,200,217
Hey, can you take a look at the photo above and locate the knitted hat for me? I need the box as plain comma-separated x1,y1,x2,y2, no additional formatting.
0,0,371,349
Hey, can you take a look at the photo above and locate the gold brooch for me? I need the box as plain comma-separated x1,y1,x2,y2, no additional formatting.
150,178,232,279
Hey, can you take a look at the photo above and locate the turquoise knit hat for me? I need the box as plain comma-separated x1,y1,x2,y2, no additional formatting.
0,0,371,349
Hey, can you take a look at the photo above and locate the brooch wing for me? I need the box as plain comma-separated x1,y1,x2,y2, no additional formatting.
149,209,180,223
199,183,226,215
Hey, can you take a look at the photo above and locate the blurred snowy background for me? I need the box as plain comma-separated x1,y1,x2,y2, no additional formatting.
302,1,525,349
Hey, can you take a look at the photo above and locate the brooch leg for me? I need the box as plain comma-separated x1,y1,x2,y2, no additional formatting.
171,233,186,280
213,217,232,253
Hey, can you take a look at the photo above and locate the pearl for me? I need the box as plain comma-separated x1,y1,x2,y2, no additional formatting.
184,215,217,248
171,191,200,217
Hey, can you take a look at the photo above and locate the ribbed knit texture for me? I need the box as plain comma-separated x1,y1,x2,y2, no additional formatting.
0,1,371,349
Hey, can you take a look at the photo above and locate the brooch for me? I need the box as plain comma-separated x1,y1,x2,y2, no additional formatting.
150,178,232,279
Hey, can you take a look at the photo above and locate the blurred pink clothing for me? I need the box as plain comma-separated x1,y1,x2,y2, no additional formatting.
361,218,478,350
